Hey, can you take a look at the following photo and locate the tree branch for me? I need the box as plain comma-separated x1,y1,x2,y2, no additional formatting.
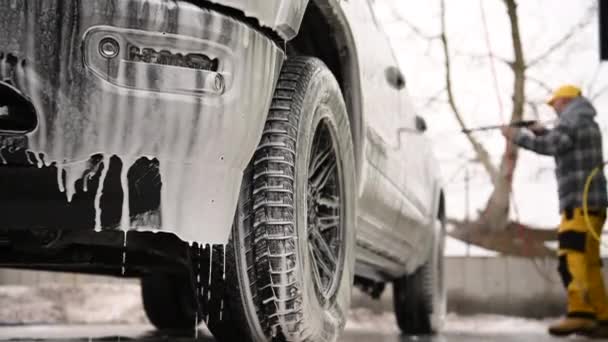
401,19,442,41
439,0,498,181
420,87,447,108
527,3,597,68
526,75,553,94
590,84,608,101
453,51,512,67
504,0,527,117
388,2,441,42
585,63,604,96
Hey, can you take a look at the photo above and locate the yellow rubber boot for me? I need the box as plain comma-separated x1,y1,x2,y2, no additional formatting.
591,322,608,339
548,317,597,337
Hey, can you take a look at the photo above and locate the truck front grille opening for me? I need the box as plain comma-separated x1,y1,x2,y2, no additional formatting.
0,81,38,134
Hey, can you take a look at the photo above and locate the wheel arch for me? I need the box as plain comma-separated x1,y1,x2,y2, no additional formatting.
289,0,364,177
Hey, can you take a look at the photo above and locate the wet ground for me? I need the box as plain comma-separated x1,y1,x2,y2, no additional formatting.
0,321,591,342
0,280,581,341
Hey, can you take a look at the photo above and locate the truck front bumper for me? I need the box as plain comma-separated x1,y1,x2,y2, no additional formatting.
0,0,284,244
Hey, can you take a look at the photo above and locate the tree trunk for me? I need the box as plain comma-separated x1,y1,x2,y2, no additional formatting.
448,219,556,258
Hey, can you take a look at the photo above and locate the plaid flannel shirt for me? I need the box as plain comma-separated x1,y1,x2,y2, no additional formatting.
513,97,607,212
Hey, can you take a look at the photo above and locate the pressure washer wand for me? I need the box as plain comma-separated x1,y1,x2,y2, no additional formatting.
462,120,539,134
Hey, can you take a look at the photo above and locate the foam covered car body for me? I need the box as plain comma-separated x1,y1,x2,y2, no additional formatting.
0,1,446,341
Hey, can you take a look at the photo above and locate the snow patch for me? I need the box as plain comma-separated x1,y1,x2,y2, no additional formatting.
346,310,555,336
346,308,399,333
0,284,147,325
443,313,554,335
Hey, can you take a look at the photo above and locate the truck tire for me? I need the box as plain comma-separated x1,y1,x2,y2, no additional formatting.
141,274,200,331
209,56,357,342
393,213,446,335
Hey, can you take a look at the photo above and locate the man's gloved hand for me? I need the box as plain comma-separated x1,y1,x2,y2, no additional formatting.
502,120,546,140
529,122,547,135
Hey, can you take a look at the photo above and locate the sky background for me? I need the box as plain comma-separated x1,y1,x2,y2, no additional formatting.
375,0,608,255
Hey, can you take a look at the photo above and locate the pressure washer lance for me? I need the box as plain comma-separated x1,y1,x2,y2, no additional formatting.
461,120,539,134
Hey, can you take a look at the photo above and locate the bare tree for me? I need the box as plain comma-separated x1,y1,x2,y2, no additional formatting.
445,0,542,256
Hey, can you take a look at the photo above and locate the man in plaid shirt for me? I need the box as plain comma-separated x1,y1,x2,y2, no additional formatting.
503,85,608,338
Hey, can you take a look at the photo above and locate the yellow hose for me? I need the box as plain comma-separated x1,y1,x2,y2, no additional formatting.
582,163,608,246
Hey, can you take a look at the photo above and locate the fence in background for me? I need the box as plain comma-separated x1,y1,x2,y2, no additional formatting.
351,256,608,318
446,256,565,317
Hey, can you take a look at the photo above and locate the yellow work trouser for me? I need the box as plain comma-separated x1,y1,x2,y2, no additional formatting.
558,207,608,321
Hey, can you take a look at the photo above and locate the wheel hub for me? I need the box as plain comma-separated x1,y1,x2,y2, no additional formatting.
306,119,343,299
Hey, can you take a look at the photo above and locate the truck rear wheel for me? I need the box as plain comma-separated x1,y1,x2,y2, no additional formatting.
393,213,446,335
141,274,200,331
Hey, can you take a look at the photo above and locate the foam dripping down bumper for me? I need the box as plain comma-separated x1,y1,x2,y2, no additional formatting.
0,0,284,245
